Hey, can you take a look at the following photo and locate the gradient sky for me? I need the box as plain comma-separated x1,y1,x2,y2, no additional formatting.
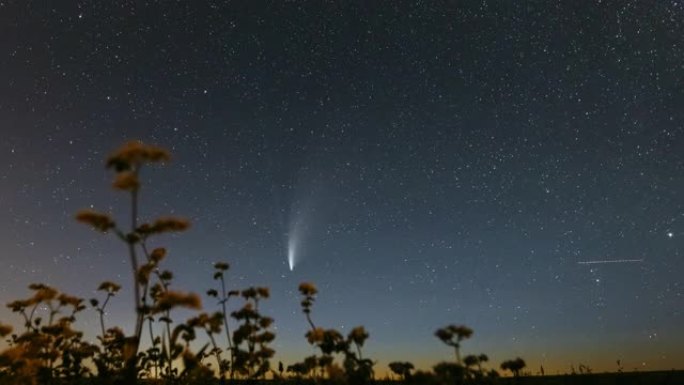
1,1,683,376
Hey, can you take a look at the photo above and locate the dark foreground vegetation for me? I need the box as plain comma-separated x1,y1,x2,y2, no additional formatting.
0,142,671,385
498,370,684,385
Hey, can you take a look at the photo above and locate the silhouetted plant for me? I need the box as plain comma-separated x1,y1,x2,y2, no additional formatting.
90,281,121,340
435,324,473,364
75,141,199,383
89,281,127,381
405,370,441,385
287,355,319,380
1,284,95,384
299,282,318,330
500,357,526,377
148,286,202,381
230,286,275,379
296,282,375,384
388,361,414,380
433,362,467,385
186,311,224,379
477,354,489,373
207,261,239,379
463,353,492,380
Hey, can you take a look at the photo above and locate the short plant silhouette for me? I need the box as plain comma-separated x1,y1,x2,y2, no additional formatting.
388,361,414,380
2,284,96,384
295,282,375,384
500,357,526,377
430,324,500,385
90,281,126,380
230,287,275,379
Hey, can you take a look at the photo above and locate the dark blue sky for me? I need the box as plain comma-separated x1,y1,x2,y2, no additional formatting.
1,0,682,373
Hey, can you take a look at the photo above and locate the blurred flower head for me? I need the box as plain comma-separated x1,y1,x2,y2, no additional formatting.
298,282,318,297
97,281,122,294
75,210,116,232
106,141,170,172
152,291,202,313
112,171,140,191
0,323,12,337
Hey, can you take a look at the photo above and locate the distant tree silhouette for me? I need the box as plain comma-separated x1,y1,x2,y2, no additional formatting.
500,357,526,377
434,324,473,364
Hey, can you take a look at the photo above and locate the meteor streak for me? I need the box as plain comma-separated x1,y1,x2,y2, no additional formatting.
577,259,643,265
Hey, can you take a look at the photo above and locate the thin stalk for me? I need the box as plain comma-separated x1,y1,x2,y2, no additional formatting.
130,187,144,342
164,312,173,378
454,345,461,365
205,330,223,379
147,317,159,379
27,302,40,330
305,311,316,331
125,170,142,384
219,275,235,380
99,292,113,333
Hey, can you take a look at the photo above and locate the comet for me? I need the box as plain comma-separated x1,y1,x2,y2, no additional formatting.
577,259,643,265
287,216,304,271
287,233,297,271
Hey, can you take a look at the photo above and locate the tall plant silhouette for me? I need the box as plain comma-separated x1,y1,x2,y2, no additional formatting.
207,261,238,379
89,281,126,379
434,324,473,364
75,141,198,382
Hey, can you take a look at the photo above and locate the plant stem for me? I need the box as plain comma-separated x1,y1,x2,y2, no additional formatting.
205,330,223,379
305,312,316,331
125,171,142,384
219,275,235,380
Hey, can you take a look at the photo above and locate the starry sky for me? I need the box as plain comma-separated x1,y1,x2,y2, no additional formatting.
1,0,683,375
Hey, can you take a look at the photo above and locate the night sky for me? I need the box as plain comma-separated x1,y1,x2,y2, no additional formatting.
1,0,683,375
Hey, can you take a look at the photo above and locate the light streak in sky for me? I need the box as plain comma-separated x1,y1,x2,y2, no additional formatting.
287,215,305,271
287,232,297,271
577,259,644,265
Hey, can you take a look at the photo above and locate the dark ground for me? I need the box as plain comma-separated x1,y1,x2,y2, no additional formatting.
217,370,684,385
496,370,684,385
